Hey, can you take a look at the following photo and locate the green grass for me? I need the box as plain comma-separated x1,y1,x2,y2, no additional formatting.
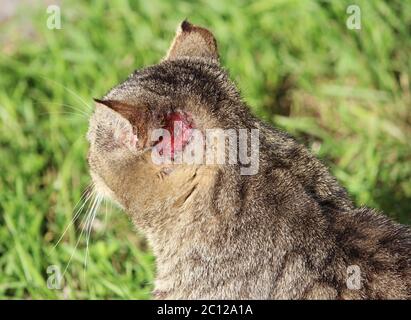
0,0,410,299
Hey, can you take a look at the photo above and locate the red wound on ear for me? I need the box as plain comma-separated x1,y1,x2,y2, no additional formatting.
158,111,193,158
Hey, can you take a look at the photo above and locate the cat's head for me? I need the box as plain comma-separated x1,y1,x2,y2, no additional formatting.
87,21,248,214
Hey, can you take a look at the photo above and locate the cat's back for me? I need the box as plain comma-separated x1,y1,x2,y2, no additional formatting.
256,124,411,299
334,207,411,299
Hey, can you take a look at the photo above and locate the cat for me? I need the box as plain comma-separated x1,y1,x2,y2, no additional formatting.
87,20,411,299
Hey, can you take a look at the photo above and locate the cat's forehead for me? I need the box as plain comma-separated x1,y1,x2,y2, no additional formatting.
103,58,225,105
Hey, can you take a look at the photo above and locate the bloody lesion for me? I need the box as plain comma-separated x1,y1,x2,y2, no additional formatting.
94,98,196,159
160,110,194,158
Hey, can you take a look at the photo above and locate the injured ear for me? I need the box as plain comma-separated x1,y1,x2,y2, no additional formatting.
165,20,219,61
93,98,152,150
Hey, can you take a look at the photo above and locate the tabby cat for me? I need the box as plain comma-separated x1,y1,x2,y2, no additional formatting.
87,21,411,299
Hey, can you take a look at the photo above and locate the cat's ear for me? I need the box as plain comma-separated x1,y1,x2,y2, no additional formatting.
93,98,151,150
93,98,138,123
164,20,219,62
93,98,150,130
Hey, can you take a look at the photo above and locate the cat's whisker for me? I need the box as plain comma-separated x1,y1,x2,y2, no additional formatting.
39,111,89,120
33,100,91,118
82,194,98,268
39,76,93,111
61,104,91,117
61,191,98,279
53,185,95,250
83,194,103,280
34,101,91,120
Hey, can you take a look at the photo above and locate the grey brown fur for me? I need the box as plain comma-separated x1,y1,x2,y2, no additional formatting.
87,21,411,299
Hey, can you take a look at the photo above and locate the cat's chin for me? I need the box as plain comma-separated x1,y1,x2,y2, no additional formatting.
90,170,124,210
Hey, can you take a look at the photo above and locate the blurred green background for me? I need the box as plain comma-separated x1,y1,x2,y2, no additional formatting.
0,0,410,299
